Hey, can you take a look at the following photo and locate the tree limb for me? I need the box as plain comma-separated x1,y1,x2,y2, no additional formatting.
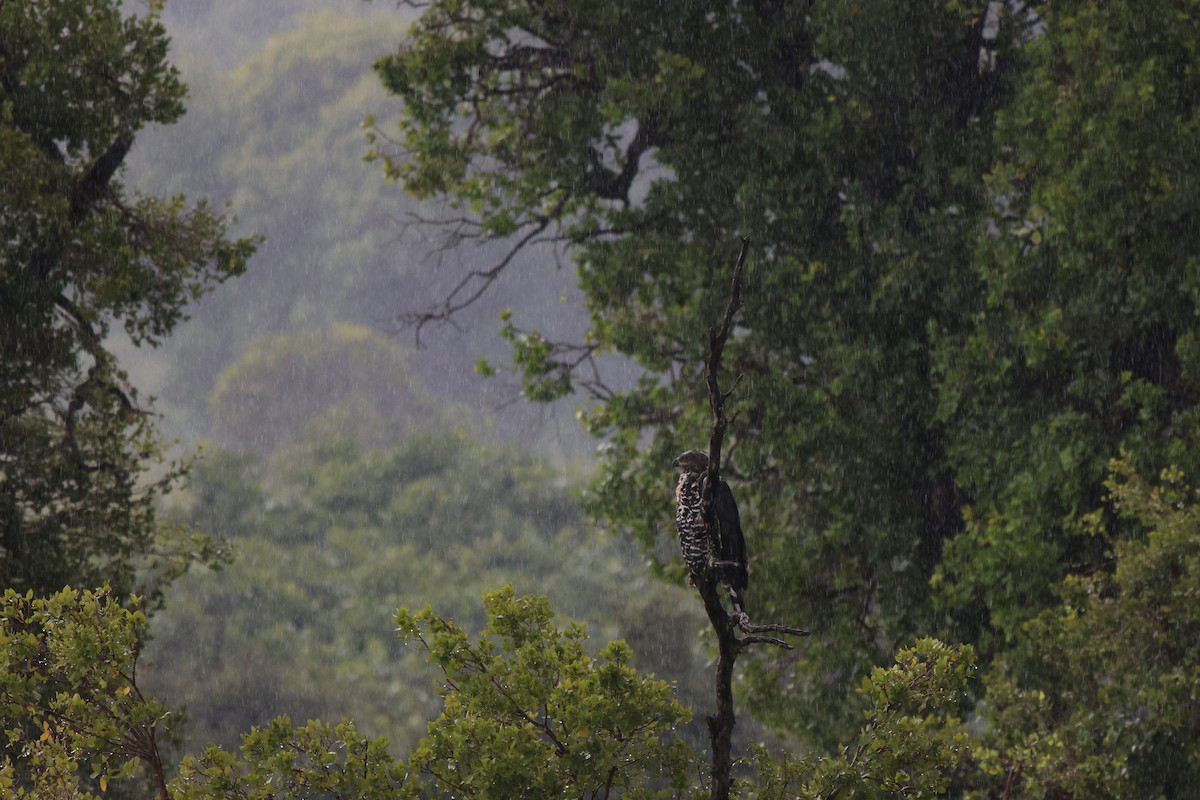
737,619,809,640
69,128,134,225
395,213,555,344
581,119,660,204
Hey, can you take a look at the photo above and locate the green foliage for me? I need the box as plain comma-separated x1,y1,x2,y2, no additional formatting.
930,0,1200,653
145,427,713,757
753,639,975,800
373,0,1012,744
3,584,975,800
397,586,695,799
173,718,406,800
0,587,171,798
12,1,1200,796
976,459,1200,799
0,0,256,598
376,0,1200,747
499,316,577,404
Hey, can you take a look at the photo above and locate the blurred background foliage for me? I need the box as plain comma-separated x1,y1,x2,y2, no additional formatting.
145,422,720,759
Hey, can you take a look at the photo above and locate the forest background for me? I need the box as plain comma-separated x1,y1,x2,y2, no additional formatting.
3,1,1200,799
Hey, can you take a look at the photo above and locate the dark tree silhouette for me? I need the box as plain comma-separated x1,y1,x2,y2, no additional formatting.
692,239,808,800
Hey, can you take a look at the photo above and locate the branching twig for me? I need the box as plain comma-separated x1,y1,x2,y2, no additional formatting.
696,238,808,800
395,213,556,344
736,635,791,648
737,619,810,639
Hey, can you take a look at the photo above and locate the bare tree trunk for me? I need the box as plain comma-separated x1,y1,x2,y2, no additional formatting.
699,574,739,800
697,239,807,800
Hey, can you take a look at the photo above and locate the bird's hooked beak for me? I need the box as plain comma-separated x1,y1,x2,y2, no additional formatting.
671,456,681,468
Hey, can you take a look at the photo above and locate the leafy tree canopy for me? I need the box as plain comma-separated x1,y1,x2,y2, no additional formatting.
395,586,695,799
3,583,975,800
0,586,174,798
977,459,1200,799
373,0,1200,745
13,456,1197,799
0,0,256,598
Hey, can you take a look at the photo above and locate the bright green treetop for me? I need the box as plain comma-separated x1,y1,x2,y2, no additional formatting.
2,583,976,800
396,586,695,799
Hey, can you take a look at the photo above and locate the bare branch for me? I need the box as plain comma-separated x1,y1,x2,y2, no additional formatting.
709,239,750,365
395,214,553,344
738,619,810,638
737,635,794,649
693,238,807,800
721,373,743,403
703,238,751,496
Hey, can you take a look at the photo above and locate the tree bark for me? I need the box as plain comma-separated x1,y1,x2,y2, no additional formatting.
699,238,749,800
697,239,807,800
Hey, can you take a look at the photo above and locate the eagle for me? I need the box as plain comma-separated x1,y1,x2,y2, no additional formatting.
672,450,749,618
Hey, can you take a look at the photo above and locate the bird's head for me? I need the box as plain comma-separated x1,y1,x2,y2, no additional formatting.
671,450,710,474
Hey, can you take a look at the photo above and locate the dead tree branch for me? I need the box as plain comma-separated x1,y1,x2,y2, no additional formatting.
697,238,808,800
395,212,556,344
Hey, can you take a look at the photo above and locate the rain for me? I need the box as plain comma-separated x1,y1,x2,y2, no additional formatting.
3,0,1199,797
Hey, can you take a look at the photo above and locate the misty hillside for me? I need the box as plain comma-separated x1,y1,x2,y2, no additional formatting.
125,4,611,460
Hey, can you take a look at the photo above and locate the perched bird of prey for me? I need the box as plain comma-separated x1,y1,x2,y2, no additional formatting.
672,450,749,618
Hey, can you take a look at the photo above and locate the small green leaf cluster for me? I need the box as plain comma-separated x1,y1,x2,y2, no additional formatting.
498,311,581,403
0,587,168,797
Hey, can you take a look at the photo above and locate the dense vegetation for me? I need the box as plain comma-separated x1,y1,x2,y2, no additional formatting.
377,0,1200,759
0,0,255,599
144,420,714,759
3,0,1200,798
